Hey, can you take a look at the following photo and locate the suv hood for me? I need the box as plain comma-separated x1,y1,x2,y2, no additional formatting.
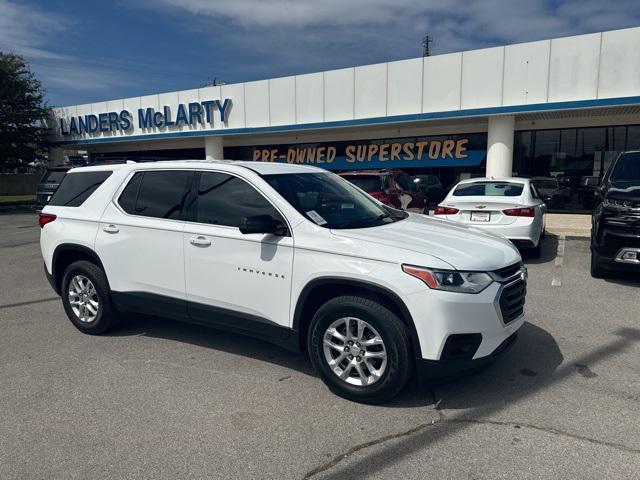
331,213,521,271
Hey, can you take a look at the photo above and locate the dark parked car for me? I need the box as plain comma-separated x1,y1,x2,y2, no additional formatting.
411,174,445,206
35,167,70,211
584,151,640,277
339,170,428,213
530,177,570,209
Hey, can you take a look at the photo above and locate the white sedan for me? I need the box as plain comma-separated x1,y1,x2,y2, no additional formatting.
434,177,546,257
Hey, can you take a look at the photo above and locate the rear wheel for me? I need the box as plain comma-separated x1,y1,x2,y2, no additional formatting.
529,233,542,259
61,260,119,334
308,295,412,403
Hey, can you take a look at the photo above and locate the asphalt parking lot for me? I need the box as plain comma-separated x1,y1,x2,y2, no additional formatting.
1,212,639,479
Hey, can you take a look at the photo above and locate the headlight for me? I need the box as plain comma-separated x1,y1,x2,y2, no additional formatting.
402,265,493,293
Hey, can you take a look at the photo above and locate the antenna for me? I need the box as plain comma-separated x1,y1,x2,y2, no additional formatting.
422,35,433,57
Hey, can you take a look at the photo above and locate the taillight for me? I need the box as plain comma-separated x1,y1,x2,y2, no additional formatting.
502,207,535,217
39,213,57,228
434,206,460,215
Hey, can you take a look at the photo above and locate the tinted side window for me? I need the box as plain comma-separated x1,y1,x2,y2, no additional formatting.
195,172,283,227
119,171,192,219
49,171,112,207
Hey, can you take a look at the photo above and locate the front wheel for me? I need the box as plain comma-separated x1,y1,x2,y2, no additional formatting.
590,250,607,278
308,295,412,403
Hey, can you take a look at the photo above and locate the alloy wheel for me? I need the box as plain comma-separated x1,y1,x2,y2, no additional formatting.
322,317,387,386
68,275,99,323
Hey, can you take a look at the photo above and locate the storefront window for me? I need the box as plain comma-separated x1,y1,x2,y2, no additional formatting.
627,126,640,150
514,125,640,212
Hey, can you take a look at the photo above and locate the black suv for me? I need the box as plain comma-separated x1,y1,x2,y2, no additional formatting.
584,151,640,277
35,167,70,211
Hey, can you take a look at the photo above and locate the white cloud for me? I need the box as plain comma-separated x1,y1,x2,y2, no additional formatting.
130,0,637,84
0,0,130,103
132,0,640,55
0,1,70,59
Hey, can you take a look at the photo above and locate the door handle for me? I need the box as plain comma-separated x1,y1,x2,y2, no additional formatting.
103,224,119,234
189,235,211,247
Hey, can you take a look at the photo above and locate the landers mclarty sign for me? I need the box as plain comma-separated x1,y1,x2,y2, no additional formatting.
59,99,231,136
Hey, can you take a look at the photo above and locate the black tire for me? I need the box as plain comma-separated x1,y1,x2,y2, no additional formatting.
529,235,542,259
308,295,412,404
590,250,607,278
61,260,119,334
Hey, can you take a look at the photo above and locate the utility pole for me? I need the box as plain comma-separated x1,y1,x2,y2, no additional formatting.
422,35,433,57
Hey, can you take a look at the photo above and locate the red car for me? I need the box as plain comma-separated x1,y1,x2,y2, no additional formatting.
339,170,428,213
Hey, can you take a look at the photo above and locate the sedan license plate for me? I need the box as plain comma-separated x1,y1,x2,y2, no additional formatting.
471,211,491,222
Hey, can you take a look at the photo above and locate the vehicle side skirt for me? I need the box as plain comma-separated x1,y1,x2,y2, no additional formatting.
111,291,300,352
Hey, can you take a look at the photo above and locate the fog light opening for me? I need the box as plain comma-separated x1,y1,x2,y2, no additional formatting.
615,249,640,264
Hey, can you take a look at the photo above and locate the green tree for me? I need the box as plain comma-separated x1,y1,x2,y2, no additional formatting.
0,52,50,170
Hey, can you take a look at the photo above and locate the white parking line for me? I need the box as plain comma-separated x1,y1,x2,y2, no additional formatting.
552,235,566,287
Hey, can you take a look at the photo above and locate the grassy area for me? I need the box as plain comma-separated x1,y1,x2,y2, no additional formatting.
0,195,36,204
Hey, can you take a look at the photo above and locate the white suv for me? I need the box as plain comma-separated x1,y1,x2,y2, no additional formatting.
40,160,526,403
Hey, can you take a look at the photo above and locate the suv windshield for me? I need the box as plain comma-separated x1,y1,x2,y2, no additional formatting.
453,181,524,197
610,152,640,184
264,172,407,229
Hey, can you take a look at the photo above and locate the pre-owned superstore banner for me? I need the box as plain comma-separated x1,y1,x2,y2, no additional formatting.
227,137,486,170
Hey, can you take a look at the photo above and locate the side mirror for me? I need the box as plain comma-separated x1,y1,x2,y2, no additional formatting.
239,215,288,236
581,176,600,188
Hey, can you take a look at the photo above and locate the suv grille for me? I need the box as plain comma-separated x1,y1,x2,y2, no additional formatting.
491,262,523,283
498,279,526,324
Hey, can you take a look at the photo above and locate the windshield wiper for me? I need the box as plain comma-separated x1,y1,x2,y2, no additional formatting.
341,213,390,229
370,213,390,222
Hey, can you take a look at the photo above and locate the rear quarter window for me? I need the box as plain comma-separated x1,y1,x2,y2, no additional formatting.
48,171,113,207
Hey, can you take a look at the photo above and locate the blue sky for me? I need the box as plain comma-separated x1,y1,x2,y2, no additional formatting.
1,0,639,107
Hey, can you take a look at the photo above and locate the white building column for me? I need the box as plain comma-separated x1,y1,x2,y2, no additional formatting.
48,147,66,166
204,136,224,160
486,115,515,178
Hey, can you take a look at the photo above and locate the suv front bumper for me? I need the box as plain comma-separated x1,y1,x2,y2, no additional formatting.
593,212,640,271
416,331,518,382
406,277,525,362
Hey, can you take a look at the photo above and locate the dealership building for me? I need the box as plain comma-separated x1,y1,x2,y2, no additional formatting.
51,26,640,212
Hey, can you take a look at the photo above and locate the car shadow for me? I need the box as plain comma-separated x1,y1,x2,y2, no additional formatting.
423,322,563,410
385,321,562,409
107,313,317,377
106,314,563,411
521,234,558,265
315,327,640,479
603,271,640,287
